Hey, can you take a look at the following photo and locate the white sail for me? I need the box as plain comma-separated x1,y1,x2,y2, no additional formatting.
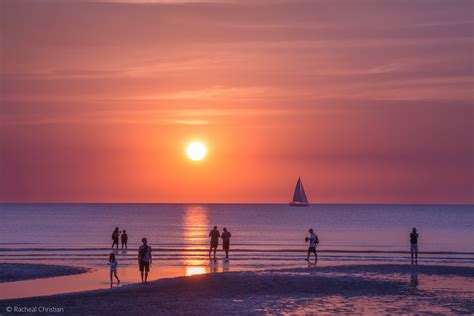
299,180,309,204
292,177,309,204
292,178,302,202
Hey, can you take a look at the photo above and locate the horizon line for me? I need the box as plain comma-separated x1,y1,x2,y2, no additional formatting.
0,202,472,206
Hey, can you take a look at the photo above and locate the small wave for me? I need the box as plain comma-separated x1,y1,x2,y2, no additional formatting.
0,247,472,255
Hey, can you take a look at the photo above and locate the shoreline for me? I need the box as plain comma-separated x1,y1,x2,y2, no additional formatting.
0,263,89,283
1,247,472,255
1,264,473,315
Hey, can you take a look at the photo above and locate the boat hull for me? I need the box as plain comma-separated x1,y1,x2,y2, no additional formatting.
289,202,309,207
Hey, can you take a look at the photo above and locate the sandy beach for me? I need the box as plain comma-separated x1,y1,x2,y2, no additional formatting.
0,263,89,283
1,264,472,315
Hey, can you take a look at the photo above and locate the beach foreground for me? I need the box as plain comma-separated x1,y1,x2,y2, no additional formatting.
1,264,472,315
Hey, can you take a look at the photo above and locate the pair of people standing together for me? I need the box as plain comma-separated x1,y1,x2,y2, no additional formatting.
208,226,231,259
111,227,128,249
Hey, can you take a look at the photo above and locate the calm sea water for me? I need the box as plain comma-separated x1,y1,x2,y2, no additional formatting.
1,204,473,298
1,203,473,304
1,204,473,267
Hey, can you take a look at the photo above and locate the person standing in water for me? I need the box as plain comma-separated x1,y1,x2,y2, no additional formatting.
208,226,220,259
221,227,232,259
108,253,120,286
121,230,128,249
111,227,120,249
138,238,152,283
305,228,319,264
410,227,419,265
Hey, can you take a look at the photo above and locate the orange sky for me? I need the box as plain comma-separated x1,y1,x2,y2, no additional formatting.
1,0,473,203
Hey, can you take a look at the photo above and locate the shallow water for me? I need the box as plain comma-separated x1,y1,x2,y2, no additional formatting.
256,265,474,315
0,204,473,298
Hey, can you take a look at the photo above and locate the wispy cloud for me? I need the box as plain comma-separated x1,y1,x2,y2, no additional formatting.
167,119,211,125
85,0,231,3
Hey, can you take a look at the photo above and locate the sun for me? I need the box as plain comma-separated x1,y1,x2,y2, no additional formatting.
186,142,207,161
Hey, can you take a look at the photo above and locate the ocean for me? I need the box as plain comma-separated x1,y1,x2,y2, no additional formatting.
1,204,473,298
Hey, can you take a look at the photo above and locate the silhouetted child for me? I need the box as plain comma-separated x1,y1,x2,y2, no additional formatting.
109,253,120,286
121,230,128,249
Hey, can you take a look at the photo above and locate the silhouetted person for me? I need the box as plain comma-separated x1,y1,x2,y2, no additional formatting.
305,228,319,264
138,238,152,283
111,227,120,249
208,226,220,259
221,227,232,259
108,252,120,287
410,227,419,265
121,230,128,249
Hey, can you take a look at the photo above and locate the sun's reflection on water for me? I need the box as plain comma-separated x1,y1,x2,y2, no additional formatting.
183,205,209,275
186,266,207,276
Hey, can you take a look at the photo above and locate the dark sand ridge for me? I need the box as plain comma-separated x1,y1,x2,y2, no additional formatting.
1,264,473,315
0,263,89,283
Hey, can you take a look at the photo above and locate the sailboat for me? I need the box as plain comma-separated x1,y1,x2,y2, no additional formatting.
289,177,309,207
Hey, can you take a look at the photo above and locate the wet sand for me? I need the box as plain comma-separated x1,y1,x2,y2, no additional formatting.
1,264,473,315
0,263,88,283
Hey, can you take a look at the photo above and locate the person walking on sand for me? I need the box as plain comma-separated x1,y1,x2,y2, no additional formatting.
108,253,120,286
138,238,152,283
208,226,220,259
111,227,120,249
410,227,419,265
305,228,319,264
221,227,232,259
121,230,128,249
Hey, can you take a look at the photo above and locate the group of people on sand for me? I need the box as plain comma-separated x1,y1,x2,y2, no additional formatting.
108,235,152,286
109,227,153,285
106,225,420,286
111,227,128,249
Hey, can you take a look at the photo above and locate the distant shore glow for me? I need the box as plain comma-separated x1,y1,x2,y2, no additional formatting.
186,142,207,161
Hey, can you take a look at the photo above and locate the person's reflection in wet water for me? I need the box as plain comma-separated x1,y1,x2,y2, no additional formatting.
307,261,317,269
410,271,419,288
210,259,218,273
223,259,230,273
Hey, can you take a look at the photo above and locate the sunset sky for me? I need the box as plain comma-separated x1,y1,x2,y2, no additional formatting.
1,0,473,203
